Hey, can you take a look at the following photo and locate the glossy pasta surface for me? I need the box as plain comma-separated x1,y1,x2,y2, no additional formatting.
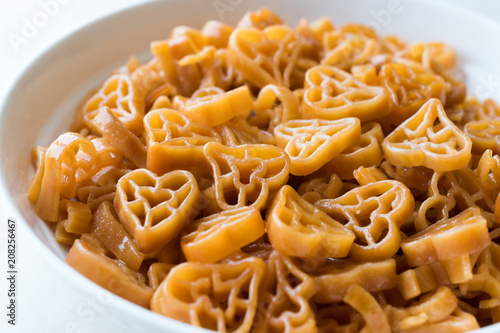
29,8,500,333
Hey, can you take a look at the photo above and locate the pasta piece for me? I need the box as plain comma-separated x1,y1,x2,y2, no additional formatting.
297,174,344,204
151,35,202,96
274,117,361,176
237,8,284,30
203,142,290,211
380,59,446,125
89,201,144,271
27,146,47,203
254,251,317,333
302,65,389,122
386,287,459,332
353,165,388,185
151,257,266,333
415,167,495,231
55,218,80,245
351,64,378,85
465,120,500,155
460,243,500,309
215,117,275,146
87,138,124,181
316,180,414,261
156,236,184,265
147,263,175,289
66,239,153,308
401,208,490,267
59,199,92,236
398,264,448,301
476,149,500,198
181,207,265,263
173,86,253,127
398,256,473,300
144,108,221,175
320,121,384,180
114,168,202,254
201,20,234,48
77,167,130,211
83,74,145,136
91,107,147,169
313,259,397,303
343,284,391,333
321,30,379,71
382,98,472,172
34,132,96,221
228,25,317,89
251,84,301,132
393,309,479,333
407,42,456,70
303,17,335,49
380,162,434,197
266,185,354,259
28,10,500,332
481,99,500,120
315,303,362,333
130,59,173,109
150,95,172,110
240,237,274,261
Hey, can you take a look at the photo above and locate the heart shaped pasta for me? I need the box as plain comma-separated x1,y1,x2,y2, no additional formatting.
144,108,221,175
380,59,446,124
274,117,361,176
322,32,379,71
83,74,145,136
114,168,202,254
315,180,414,261
302,65,389,122
203,142,290,211
382,98,472,172
267,185,355,259
465,119,500,155
228,25,318,89
151,257,266,333
254,251,317,333
320,121,384,180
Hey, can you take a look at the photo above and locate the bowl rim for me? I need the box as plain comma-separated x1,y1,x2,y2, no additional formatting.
1,0,500,332
0,0,207,331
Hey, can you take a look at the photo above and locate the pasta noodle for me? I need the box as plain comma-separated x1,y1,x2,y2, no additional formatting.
28,7,500,332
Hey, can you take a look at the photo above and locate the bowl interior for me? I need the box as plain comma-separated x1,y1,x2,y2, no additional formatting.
1,0,500,331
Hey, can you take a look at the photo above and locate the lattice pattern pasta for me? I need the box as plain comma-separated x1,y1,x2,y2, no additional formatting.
28,7,500,333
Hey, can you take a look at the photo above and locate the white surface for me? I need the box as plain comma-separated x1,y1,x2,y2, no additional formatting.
1,1,500,332
0,2,151,332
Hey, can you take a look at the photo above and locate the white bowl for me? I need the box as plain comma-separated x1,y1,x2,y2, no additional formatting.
1,0,500,331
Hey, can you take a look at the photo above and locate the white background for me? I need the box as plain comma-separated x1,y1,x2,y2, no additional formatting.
1,0,500,332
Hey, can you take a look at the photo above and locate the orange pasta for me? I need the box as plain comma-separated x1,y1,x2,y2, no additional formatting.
28,8,500,333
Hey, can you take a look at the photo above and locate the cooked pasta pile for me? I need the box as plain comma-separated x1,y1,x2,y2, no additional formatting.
28,8,500,333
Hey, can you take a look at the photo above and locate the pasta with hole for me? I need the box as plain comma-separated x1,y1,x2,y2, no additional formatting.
29,7,500,332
